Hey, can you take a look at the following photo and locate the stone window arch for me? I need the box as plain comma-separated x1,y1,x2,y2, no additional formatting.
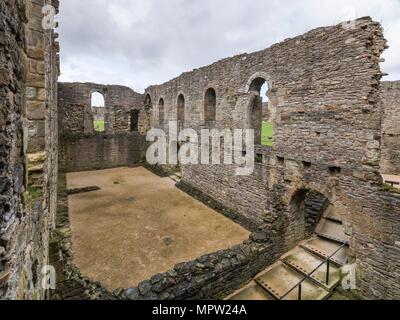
144,94,152,109
247,76,272,146
159,98,165,124
130,109,139,132
177,94,185,122
91,91,105,132
204,88,216,122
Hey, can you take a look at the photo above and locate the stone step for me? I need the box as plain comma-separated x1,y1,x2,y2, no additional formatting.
169,174,181,183
323,205,342,223
316,218,348,244
301,237,349,266
255,262,330,300
227,282,275,300
282,247,341,291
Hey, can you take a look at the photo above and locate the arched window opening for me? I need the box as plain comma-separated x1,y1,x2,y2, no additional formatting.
91,92,105,132
204,88,216,122
130,110,139,132
159,98,165,124
248,77,272,146
177,94,185,123
249,96,263,145
144,94,152,109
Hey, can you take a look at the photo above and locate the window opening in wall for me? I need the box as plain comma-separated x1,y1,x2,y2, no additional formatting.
131,110,139,132
145,94,152,109
177,94,185,123
204,88,216,123
249,77,273,147
91,92,105,132
159,98,165,124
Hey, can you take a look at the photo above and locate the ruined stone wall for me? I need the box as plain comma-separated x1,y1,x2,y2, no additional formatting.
1,0,60,299
123,240,278,300
145,17,386,231
147,18,384,167
58,82,144,134
381,81,400,175
0,0,27,299
58,82,147,172
59,133,145,172
145,18,400,299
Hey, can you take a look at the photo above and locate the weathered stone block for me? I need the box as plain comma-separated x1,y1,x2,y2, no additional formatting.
27,101,45,120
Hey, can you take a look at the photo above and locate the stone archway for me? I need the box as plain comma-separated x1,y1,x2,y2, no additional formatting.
285,188,331,250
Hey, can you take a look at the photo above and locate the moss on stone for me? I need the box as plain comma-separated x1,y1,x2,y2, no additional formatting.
382,184,400,194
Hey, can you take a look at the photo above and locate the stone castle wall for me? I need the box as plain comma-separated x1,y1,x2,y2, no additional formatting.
1,2,399,301
59,133,145,172
145,17,387,234
58,82,144,135
381,81,400,175
144,17,400,299
58,82,147,172
0,0,60,299
0,0,27,299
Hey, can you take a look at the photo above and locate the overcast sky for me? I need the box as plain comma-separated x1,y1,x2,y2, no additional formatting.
58,0,400,94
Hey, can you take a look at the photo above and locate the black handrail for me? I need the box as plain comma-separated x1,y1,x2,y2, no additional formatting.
279,242,347,300
385,180,400,187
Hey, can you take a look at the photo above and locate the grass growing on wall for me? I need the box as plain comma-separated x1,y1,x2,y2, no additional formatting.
28,186,41,200
94,120,105,132
262,122,273,147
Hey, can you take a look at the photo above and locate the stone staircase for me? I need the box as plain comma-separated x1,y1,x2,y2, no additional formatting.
228,207,349,300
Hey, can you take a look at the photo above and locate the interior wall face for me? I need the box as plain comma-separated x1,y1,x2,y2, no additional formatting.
58,82,147,172
0,0,27,300
58,82,145,135
381,81,400,175
144,18,400,299
1,0,60,299
60,133,145,172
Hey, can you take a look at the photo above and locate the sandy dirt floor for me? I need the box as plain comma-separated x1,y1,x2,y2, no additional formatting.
66,167,250,290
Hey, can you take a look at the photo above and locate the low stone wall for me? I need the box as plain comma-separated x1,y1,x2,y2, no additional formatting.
59,133,146,172
122,239,277,300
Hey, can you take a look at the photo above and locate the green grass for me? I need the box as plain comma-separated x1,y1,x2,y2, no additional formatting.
28,186,41,201
94,120,105,132
262,122,273,147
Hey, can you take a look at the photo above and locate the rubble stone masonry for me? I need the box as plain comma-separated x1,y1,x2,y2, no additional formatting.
0,0,59,299
381,81,400,175
57,82,147,172
145,17,400,299
1,1,399,301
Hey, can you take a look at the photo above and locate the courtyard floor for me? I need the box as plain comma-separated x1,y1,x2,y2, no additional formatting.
66,167,250,290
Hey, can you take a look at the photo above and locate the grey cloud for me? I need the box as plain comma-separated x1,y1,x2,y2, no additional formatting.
58,0,400,92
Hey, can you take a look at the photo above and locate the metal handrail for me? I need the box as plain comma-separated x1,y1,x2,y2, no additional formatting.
279,242,347,300
385,180,400,187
